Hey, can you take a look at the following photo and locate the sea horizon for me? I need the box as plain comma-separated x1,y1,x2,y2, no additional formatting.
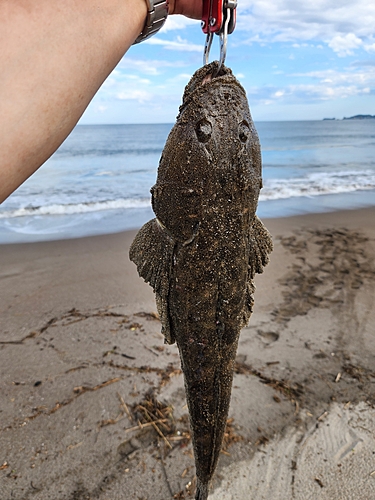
77,113,375,125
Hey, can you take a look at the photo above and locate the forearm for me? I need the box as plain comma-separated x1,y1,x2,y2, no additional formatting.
0,0,146,202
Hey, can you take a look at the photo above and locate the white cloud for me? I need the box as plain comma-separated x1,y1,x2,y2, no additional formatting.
250,82,370,106
102,73,151,90
145,36,202,52
160,15,199,32
121,74,151,85
254,66,375,104
166,73,193,82
294,67,375,87
116,90,152,102
97,72,155,103
236,1,375,55
328,33,363,57
288,83,368,100
119,57,186,75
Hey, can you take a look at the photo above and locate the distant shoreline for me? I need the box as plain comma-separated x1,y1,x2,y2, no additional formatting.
323,114,375,120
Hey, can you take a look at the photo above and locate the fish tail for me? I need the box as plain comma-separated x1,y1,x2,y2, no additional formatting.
195,478,209,500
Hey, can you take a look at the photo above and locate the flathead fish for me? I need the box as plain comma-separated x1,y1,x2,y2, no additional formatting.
129,61,272,500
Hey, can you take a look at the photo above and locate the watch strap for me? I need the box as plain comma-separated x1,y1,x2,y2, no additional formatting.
133,0,169,44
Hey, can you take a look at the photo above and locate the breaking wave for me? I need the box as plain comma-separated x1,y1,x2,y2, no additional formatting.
0,198,151,219
260,169,375,201
1,171,375,220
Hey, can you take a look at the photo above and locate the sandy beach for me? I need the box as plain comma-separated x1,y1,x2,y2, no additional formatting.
1,207,375,500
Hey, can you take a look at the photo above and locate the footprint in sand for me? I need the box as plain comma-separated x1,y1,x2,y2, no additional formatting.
257,330,280,345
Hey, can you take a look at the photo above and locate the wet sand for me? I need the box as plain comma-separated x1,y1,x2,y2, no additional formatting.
1,207,375,499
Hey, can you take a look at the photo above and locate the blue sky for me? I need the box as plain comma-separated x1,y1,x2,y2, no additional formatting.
80,0,375,124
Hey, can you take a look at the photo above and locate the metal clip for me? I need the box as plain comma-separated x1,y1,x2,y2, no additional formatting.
201,0,237,72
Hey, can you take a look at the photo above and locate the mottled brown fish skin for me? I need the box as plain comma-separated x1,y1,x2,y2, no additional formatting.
129,61,272,500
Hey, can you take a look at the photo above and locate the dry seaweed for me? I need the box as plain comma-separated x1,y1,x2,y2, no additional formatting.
131,390,176,449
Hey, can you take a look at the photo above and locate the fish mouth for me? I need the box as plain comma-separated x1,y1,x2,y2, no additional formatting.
201,72,213,85
201,62,226,85
180,62,246,112
202,61,228,80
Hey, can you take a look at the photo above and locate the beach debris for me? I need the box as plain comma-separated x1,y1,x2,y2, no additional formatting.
314,477,324,488
118,391,177,461
134,311,160,321
234,361,304,404
131,390,175,447
118,392,133,422
275,227,375,326
103,346,136,359
73,377,121,395
6,376,123,429
129,61,272,499
222,418,243,451
342,363,375,382
318,411,328,422
127,322,143,331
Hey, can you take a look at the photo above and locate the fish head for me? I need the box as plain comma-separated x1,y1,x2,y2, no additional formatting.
184,63,263,216
152,62,262,240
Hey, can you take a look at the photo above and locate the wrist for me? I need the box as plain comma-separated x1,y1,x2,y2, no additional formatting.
167,1,202,20
168,0,176,15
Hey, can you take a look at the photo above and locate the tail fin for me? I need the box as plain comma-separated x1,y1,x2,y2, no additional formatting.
195,478,209,500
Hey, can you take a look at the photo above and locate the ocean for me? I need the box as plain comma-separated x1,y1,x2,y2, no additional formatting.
0,120,374,244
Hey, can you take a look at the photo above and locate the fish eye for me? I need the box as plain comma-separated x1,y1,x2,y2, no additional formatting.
195,119,212,143
239,120,250,143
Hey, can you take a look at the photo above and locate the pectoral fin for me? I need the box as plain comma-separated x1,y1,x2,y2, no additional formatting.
248,215,273,279
129,218,175,344
240,216,273,327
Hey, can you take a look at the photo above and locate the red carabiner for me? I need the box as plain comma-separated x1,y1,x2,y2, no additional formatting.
201,0,236,36
201,1,237,70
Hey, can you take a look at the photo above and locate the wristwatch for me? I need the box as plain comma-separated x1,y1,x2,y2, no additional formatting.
133,0,169,44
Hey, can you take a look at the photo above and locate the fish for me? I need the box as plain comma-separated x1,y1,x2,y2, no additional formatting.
129,61,273,500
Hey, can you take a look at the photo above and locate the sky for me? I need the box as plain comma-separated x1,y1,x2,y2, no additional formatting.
80,0,375,124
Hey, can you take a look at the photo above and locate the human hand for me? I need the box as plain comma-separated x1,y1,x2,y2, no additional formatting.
168,0,202,20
